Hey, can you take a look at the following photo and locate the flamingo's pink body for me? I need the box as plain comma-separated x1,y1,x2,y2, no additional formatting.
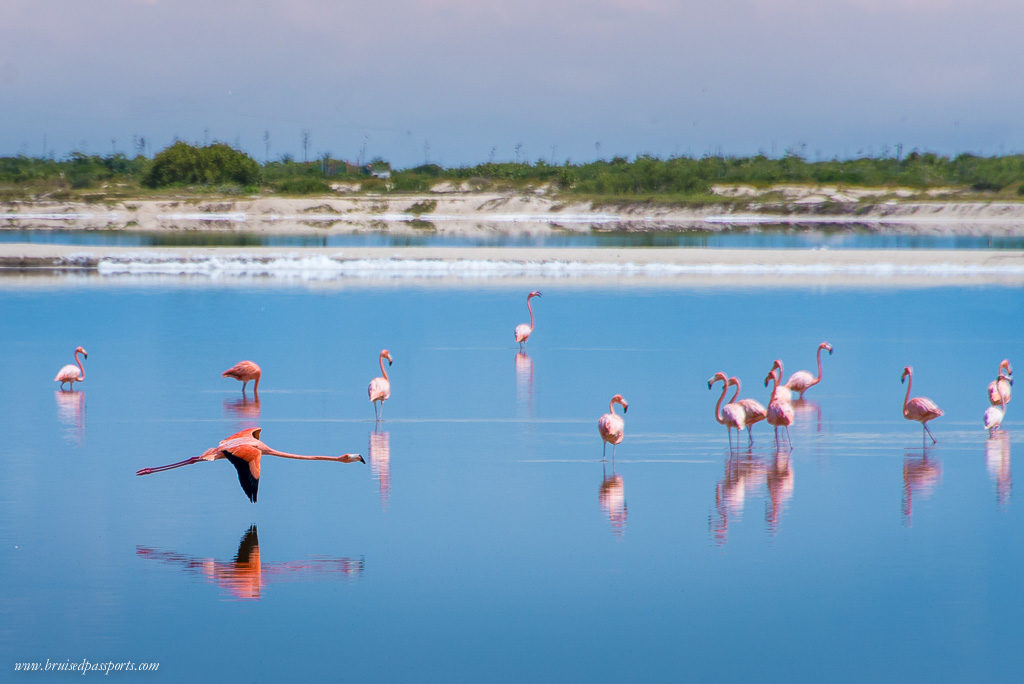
514,291,542,349
901,366,943,444
709,372,747,446
54,346,88,389
984,372,1012,433
988,359,1013,406
765,369,795,444
728,376,766,445
769,359,793,403
598,394,628,459
368,349,393,420
223,360,261,395
135,427,364,503
785,342,833,398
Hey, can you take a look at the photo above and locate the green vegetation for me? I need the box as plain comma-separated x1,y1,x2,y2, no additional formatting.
4,143,1024,203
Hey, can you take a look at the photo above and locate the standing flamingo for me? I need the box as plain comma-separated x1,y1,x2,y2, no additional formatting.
901,366,943,444
728,376,767,445
765,369,795,446
988,359,1013,406
768,360,793,403
785,342,833,398
984,373,1013,434
368,349,393,421
598,394,628,460
54,346,88,390
135,427,364,503
708,372,746,448
223,360,261,396
514,291,542,350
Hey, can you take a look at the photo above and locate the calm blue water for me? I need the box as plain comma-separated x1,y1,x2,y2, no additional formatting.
1,227,1023,249
1,282,1022,681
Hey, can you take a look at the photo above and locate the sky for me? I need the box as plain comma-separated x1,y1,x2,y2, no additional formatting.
1,0,1022,168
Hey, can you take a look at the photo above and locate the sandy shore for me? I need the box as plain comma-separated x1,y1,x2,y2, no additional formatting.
1,243,1021,288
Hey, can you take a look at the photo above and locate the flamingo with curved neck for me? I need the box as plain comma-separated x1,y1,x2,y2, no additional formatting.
988,359,1013,406
765,369,794,446
729,376,766,445
54,346,88,390
769,359,793,403
785,342,833,398
901,366,943,444
984,372,1013,434
514,291,542,350
708,372,746,448
598,394,628,460
368,349,393,421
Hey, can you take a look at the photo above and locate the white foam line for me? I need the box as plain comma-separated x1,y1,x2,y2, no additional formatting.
0,212,118,220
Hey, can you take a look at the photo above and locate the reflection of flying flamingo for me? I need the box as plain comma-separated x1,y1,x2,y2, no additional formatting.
768,359,793,403
988,359,1013,406
986,431,1012,506
369,429,391,508
984,373,1012,434
54,389,86,444
902,448,941,525
901,366,943,444
728,376,766,445
765,369,794,446
222,360,261,396
785,342,833,398
708,372,746,448
136,525,365,600
514,290,541,350
54,346,87,389
765,443,794,534
599,462,628,537
135,427,364,503
598,394,628,460
368,349,393,421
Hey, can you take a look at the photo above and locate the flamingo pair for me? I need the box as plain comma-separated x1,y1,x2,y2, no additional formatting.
984,359,1013,434
764,369,795,446
769,341,833,402
708,372,766,447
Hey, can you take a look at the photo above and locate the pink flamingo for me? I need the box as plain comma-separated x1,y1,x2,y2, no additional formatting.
768,359,793,403
514,291,542,350
708,372,746,448
901,366,943,444
54,346,88,390
988,359,1013,406
785,342,833,398
368,349,393,421
984,373,1013,434
598,394,628,460
135,427,364,503
728,376,767,445
765,369,795,446
223,360,261,396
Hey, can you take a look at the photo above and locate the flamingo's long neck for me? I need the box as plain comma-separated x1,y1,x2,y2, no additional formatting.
608,398,618,415
903,372,913,415
713,381,727,425
379,355,389,382
527,297,535,331
813,346,825,384
997,373,1010,410
767,373,779,402
728,378,740,404
75,350,85,381
265,447,338,462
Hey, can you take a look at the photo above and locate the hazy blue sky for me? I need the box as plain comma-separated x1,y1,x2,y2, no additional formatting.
2,0,1021,167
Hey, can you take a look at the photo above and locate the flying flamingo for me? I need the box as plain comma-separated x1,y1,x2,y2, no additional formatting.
901,366,943,444
598,394,628,460
368,349,393,421
765,369,795,446
708,372,746,448
514,291,542,350
988,359,1013,406
135,427,364,503
728,376,767,445
223,360,261,396
785,342,833,398
984,373,1013,434
768,360,793,403
54,346,88,390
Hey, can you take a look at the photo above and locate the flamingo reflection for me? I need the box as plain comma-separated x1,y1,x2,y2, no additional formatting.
54,390,85,444
515,351,534,416
709,447,767,545
986,431,1012,506
369,429,391,509
791,399,823,433
136,525,364,600
223,394,261,426
599,462,627,537
765,444,795,534
902,448,942,525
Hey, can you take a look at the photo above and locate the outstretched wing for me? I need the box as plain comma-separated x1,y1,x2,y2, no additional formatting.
221,427,262,444
222,445,262,503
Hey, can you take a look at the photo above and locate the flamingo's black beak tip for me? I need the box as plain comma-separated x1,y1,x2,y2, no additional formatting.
707,381,712,390
623,405,628,413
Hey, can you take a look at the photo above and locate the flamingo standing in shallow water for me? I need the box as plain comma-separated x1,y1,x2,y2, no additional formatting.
598,394,628,460
765,369,795,446
728,376,767,445
368,349,393,421
223,360,261,396
901,366,943,444
785,342,833,398
708,372,746,448
989,359,1013,406
984,373,1013,434
768,360,793,403
514,291,542,350
135,427,364,503
54,346,87,390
